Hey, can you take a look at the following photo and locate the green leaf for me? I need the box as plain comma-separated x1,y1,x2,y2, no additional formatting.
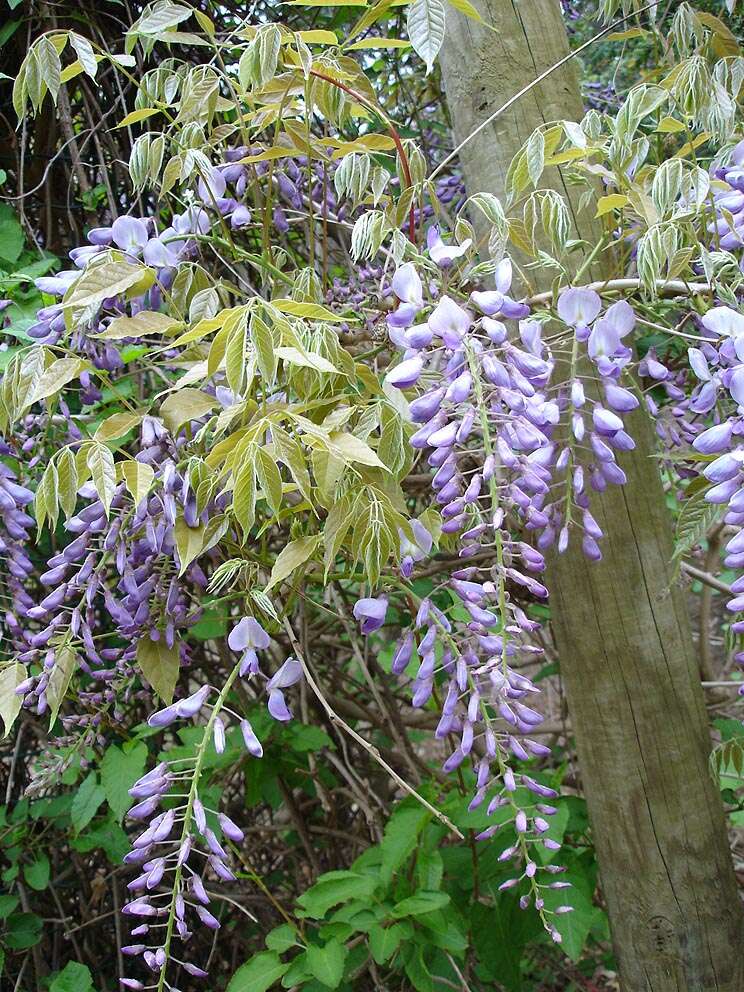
56,448,78,519
306,940,347,989
275,346,339,374
0,895,19,918
69,33,97,79
673,484,723,564
50,961,95,992
36,35,61,103
265,924,298,953
47,644,78,727
526,129,545,187
49,961,93,992
135,2,193,34
368,923,404,964
403,944,433,992
380,801,431,884
0,204,23,264
406,0,445,74
71,814,129,863
297,871,377,919
390,891,450,918
136,637,180,703
174,514,229,575
63,261,154,325
95,411,143,441
227,951,289,992
543,885,604,962
266,535,321,591
5,912,42,949
101,742,148,822
256,448,283,514
119,460,155,506
23,853,50,891
71,772,106,834
96,309,179,339
29,357,89,404
272,299,347,323
273,428,312,502
87,442,117,516
327,431,385,469
159,388,216,436
0,662,25,738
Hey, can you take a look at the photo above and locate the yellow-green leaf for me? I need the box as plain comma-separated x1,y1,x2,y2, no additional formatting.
272,299,347,322
47,644,77,727
87,442,117,516
159,389,216,436
256,447,283,514
136,637,179,704
276,346,340,374
606,26,647,40
0,663,25,738
328,431,385,468
297,29,339,44
95,411,143,441
266,535,321,591
116,107,160,128
595,193,630,217
63,261,155,324
119,460,155,506
346,37,411,49
97,310,181,340
29,357,89,404
656,116,686,134
446,0,483,19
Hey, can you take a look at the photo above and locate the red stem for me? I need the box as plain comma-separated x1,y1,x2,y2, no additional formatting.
309,69,416,244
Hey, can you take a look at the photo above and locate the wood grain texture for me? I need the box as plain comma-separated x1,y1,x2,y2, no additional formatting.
438,0,601,285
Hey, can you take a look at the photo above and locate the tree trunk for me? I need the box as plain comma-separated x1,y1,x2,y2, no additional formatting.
437,0,601,285
439,3,744,990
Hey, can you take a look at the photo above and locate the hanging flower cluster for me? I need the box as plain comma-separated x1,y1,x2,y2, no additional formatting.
340,250,644,938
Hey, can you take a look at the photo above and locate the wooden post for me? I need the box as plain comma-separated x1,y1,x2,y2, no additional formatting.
439,3,744,989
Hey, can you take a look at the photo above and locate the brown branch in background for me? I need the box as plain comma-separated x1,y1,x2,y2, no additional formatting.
283,618,464,839
309,68,416,243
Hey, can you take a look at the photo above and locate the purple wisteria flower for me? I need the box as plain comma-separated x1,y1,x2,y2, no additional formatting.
353,596,389,634
427,225,472,267
387,263,424,329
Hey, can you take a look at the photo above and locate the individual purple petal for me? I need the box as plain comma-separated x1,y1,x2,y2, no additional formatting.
702,305,744,338
267,658,303,691
557,287,601,328
147,704,180,728
427,226,472,267
111,216,149,254
693,422,733,454
240,719,263,757
688,347,711,381
196,906,221,930
228,616,270,652
218,812,245,843
267,688,292,721
391,263,423,306
730,367,744,406
604,382,639,412
176,684,211,718
385,356,424,389
428,295,472,348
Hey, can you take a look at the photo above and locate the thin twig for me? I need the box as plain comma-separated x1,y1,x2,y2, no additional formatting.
283,618,464,839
